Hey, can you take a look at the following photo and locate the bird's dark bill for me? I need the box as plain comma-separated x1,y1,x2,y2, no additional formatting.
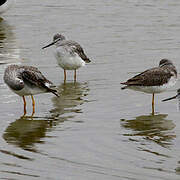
42,42,55,49
162,95,177,102
42,38,60,49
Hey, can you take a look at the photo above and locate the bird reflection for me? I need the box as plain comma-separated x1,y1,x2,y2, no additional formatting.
0,18,19,63
3,116,55,152
50,82,90,121
121,114,176,148
3,82,90,151
175,161,180,175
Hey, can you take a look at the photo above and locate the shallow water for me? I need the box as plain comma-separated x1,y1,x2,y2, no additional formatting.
1,0,180,179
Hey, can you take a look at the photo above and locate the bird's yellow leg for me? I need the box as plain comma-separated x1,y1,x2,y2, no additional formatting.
152,93,155,115
31,95,35,116
22,96,27,116
74,69,76,83
64,69,66,83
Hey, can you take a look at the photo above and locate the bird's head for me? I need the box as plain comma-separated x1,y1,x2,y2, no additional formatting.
159,59,173,67
42,33,66,49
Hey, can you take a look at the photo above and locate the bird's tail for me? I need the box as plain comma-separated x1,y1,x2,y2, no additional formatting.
121,86,127,90
120,82,128,90
48,88,59,97
85,58,91,63
44,81,59,97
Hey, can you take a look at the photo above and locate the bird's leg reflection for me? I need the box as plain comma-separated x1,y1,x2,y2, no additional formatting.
64,69,66,83
74,69,77,83
31,95,35,117
50,82,90,119
152,93,155,115
22,96,27,116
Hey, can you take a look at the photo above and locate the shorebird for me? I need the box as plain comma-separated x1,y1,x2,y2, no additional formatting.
42,33,91,82
162,89,180,102
0,0,14,14
121,59,177,115
4,64,59,116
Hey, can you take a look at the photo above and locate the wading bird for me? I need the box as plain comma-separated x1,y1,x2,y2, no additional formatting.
4,64,59,116
121,59,177,115
42,34,91,82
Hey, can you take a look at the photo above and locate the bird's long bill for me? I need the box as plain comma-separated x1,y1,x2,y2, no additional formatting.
42,38,60,49
162,95,177,102
42,41,55,49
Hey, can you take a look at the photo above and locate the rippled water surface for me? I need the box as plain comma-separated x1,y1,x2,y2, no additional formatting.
1,0,180,179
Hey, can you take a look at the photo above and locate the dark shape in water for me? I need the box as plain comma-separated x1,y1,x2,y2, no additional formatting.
50,82,90,119
121,114,176,148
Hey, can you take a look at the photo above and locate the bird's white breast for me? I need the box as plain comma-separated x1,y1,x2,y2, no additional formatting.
11,84,46,96
54,47,85,70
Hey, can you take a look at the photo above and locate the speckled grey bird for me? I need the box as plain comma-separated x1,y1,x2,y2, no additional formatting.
42,33,91,82
121,59,177,115
4,64,58,116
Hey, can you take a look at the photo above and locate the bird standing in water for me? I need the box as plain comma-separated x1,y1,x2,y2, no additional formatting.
121,59,177,115
42,34,91,83
4,64,58,116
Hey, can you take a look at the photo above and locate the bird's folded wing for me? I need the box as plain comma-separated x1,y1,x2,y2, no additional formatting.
21,69,52,88
122,68,172,86
22,69,59,97
62,40,91,63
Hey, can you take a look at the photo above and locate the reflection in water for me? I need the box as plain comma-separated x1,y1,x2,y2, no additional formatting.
3,82,90,151
50,82,90,121
3,116,54,152
175,161,180,175
121,114,176,148
0,18,19,63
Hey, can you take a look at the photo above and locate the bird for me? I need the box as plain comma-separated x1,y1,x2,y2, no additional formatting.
0,0,14,14
162,89,180,102
42,33,91,83
121,59,177,115
4,64,59,116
